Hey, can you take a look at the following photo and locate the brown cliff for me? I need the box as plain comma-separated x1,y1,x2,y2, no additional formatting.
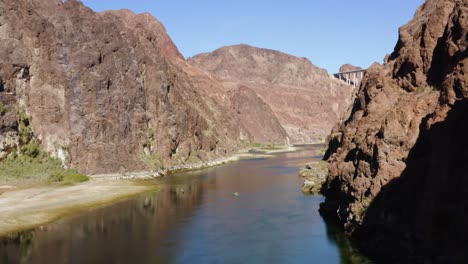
321,0,467,261
188,44,353,144
109,10,288,146
0,0,289,175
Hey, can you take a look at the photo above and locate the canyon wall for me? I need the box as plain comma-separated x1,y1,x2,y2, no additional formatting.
0,0,355,175
0,0,264,174
321,0,467,261
189,44,354,144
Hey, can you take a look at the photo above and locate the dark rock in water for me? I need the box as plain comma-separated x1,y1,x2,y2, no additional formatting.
321,0,468,262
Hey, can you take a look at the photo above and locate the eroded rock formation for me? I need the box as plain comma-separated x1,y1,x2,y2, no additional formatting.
321,0,467,261
0,0,291,174
189,44,353,143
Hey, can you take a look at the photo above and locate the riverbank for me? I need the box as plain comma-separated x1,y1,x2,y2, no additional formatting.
1,144,369,263
0,179,158,237
0,145,297,236
90,145,296,180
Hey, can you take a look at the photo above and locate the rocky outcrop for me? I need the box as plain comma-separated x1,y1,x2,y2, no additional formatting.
188,44,353,144
0,0,288,174
300,161,327,195
338,64,363,73
321,0,467,261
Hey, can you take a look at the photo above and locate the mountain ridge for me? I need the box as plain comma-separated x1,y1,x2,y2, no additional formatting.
189,44,353,143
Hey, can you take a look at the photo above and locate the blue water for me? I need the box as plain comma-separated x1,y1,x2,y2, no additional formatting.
0,145,368,264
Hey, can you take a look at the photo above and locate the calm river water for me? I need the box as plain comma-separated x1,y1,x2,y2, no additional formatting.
0,145,369,264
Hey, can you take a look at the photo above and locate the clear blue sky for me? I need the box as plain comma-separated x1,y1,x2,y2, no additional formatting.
80,0,424,73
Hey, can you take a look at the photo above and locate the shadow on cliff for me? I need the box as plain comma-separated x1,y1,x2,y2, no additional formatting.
356,98,468,263
324,222,373,264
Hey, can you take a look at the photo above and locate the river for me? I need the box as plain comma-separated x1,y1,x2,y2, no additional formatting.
0,145,369,263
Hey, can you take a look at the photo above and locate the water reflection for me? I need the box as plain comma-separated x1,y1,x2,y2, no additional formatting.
1,181,205,264
0,145,369,263
324,223,372,264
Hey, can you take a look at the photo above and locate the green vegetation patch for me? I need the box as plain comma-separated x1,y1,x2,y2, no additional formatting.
249,142,276,148
148,127,155,142
141,152,164,170
0,102,8,116
0,156,89,185
354,196,374,218
186,153,201,164
0,109,89,186
47,170,89,186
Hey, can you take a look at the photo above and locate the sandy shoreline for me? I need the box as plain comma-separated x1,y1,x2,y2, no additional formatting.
0,180,158,237
0,145,300,237
90,146,297,180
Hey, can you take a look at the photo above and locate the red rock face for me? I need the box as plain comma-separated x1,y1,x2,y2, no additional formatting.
0,0,245,174
321,0,468,261
107,13,290,145
106,9,185,62
188,44,354,144
0,0,294,174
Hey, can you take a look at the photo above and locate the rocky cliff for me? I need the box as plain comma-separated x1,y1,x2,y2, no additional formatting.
188,44,353,144
110,11,289,145
0,0,291,175
321,0,467,261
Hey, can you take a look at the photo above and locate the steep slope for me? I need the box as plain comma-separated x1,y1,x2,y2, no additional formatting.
0,0,273,174
110,10,288,145
321,0,467,261
188,44,353,143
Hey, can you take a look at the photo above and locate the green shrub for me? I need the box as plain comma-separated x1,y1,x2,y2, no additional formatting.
355,196,374,218
48,171,65,182
0,102,7,116
249,142,279,149
22,141,41,158
18,109,33,145
141,152,164,170
0,156,88,185
0,109,89,185
148,127,155,142
47,170,89,185
186,154,201,164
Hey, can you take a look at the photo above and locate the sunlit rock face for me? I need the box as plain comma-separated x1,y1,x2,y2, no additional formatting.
0,0,295,174
321,0,468,261
339,64,363,73
189,44,354,144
